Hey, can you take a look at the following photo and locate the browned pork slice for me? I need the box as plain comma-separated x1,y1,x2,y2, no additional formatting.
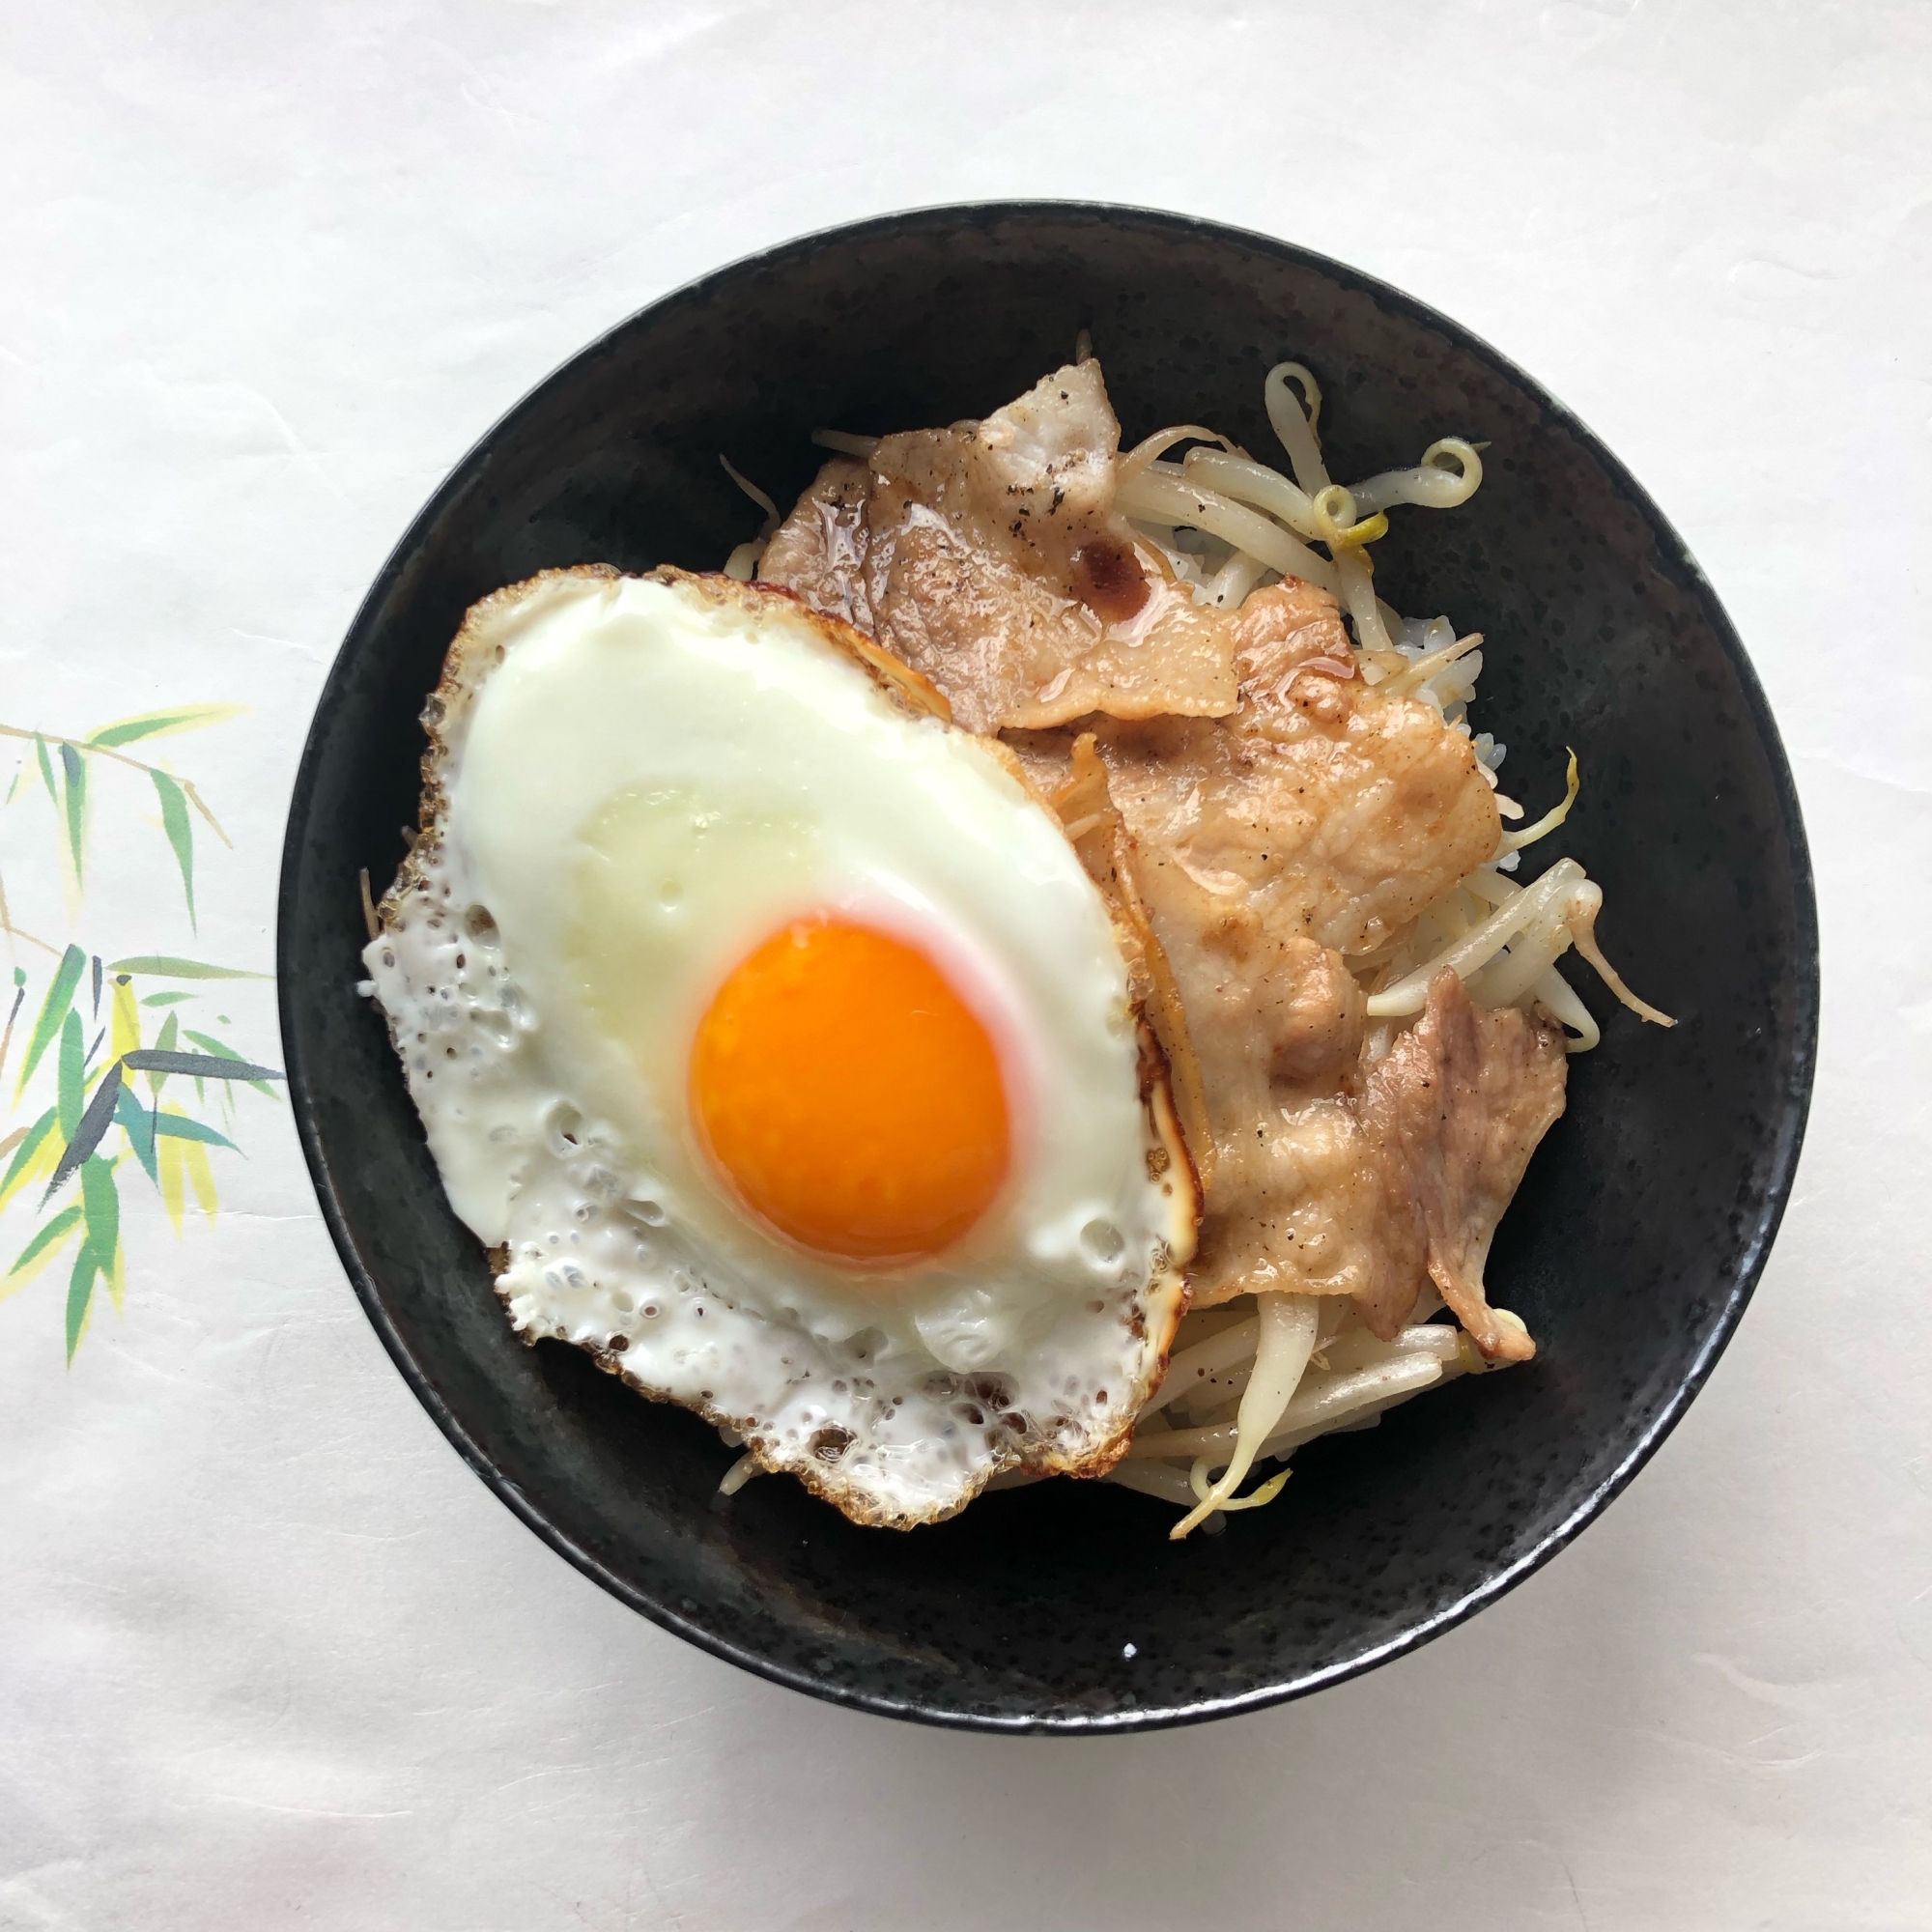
760,359,1240,733
1359,969,1567,1361
1091,579,1504,958
1038,582,1558,1348
761,458,873,630
1179,967,1566,1350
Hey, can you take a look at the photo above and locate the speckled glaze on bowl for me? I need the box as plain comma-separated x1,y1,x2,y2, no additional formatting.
278,204,1816,1733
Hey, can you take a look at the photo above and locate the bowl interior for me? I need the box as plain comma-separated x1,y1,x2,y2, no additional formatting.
279,205,1816,1732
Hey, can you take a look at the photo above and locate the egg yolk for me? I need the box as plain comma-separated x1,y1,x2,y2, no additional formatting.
690,918,1010,1264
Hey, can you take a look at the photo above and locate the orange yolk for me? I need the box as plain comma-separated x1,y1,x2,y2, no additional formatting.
689,918,1010,1264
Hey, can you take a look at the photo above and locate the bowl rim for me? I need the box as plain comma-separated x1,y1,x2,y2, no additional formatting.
277,198,1821,1734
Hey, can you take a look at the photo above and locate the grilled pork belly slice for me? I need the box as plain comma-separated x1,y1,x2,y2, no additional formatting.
761,360,1240,734
1037,588,1557,1351
1358,969,1566,1361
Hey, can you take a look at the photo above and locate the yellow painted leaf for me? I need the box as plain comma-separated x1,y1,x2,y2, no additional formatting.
110,977,141,1061
158,1129,186,1235
184,1139,217,1224
0,1120,63,1213
105,1235,126,1315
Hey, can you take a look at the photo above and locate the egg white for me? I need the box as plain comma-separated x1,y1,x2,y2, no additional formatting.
363,567,1194,1526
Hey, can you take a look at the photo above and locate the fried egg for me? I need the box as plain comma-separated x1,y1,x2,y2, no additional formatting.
363,567,1196,1526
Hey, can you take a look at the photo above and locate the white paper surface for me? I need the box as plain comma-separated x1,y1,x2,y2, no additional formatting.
2,3,1927,1926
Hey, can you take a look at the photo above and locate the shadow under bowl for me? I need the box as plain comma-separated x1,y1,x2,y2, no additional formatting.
278,203,1817,1733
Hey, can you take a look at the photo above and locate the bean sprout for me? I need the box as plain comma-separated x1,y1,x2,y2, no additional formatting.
811,428,880,459
1118,466,1338,592
1345,439,1485,515
1170,1293,1319,1538
720,454,780,582
1265,362,1329,492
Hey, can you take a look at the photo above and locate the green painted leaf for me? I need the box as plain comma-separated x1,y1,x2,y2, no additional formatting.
151,771,196,928
56,1010,84,1140
107,956,270,980
114,1087,158,1184
16,945,85,1097
79,1154,119,1271
58,742,86,882
145,1010,178,1101
44,1059,123,1201
153,1113,237,1151
0,1110,55,1199
87,704,245,750
140,992,194,1007
0,980,23,1088
65,1243,99,1363
34,734,57,806
122,1048,282,1083
6,1204,82,1280
185,1030,282,1099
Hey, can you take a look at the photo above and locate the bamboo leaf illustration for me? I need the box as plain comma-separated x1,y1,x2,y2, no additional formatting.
90,954,102,1017
44,1058,123,1201
180,781,232,849
114,1086,158,1184
184,1030,281,1099
184,1140,217,1225
0,1109,57,1209
56,1010,84,1139
0,1124,23,1164
15,944,84,1096
1,1203,84,1302
108,955,269,980
157,1126,185,1234
140,992,195,1008
0,977,23,1087
86,704,245,750
151,771,196,928
144,1011,177,1102
153,1113,237,1151
110,977,140,1061
58,742,86,882
65,1242,99,1363
34,733,57,806
122,1048,283,1083
105,1236,126,1315
55,1156,126,1357
79,1155,119,1282
6,1203,82,1275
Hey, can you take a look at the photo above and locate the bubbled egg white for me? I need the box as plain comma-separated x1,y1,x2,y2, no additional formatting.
363,567,1195,1527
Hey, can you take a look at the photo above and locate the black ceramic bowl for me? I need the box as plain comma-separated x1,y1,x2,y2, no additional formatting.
280,203,1816,1733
